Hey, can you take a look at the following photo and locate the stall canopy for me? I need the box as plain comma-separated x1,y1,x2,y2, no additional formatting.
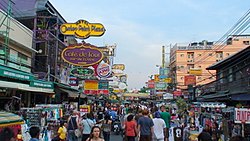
0,112,24,127
59,88,79,98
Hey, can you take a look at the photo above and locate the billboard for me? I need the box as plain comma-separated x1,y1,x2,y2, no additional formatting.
60,20,105,39
189,68,202,76
184,75,196,86
61,44,103,66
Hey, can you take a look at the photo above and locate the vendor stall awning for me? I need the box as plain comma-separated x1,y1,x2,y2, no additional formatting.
59,88,79,98
0,112,24,127
0,80,54,93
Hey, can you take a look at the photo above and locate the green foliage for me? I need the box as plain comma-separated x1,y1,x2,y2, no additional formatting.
175,97,188,116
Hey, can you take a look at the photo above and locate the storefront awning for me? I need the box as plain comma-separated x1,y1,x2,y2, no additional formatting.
59,88,79,98
0,65,34,81
0,80,54,93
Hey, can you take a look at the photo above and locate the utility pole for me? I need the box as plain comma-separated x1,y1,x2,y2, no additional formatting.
162,46,165,68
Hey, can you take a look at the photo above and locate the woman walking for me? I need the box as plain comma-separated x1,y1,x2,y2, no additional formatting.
81,113,95,141
125,114,137,141
86,126,104,141
101,114,112,141
58,122,67,141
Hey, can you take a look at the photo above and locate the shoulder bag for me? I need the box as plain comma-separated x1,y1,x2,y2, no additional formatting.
70,117,81,138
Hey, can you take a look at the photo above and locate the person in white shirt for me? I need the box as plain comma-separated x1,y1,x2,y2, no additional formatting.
152,111,166,141
81,113,95,141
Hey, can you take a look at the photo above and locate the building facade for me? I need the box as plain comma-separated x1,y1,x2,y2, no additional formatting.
169,36,250,96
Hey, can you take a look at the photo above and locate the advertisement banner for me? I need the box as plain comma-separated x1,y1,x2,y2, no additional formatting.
84,80,98,90
147,80,155,89
112,64,125,71
155,82,167,90
184,75,196,86
98,81,109,89
189,68,202,76
234,108,250,124
154,74,160,82
61,44,103,66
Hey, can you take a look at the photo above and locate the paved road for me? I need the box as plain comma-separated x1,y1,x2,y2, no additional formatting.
110,132,123,141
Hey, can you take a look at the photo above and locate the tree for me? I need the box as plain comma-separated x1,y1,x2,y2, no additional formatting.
175,97,188,117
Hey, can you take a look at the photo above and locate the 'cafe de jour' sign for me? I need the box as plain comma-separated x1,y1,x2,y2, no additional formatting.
60,20,105,39
61,44,104,66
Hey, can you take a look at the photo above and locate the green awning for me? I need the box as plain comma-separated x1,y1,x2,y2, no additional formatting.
30,80,54,89
0,65,34,81
0,80,54,93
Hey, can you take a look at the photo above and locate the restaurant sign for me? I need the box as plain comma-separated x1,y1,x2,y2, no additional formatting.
71,67,94,79
60,20,105,39
235,108,250,124
61,44,103,66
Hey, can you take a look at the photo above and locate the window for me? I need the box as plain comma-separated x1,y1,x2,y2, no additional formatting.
187,52,194,59
198,66,201,68
208,53,213,56
180,54,184,57
198,54,202,57
198,77,202,80
228,68,233,82
216,51,223,58
227,53,230,56
243,41,249,45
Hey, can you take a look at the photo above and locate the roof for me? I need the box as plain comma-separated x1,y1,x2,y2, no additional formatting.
0,112,24,127
207,46,250,70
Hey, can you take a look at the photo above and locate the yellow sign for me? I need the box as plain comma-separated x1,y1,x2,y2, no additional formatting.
112,64,125,71
163,78,172,83
189,68,202,76
154,74,159,82
84,80,98,90
60,20,105,39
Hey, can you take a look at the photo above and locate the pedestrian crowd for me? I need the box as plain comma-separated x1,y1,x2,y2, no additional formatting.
0,102,248,141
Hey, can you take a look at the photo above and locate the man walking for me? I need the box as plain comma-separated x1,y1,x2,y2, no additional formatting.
152,111,166,141
138,109,154,141
160,106,171,141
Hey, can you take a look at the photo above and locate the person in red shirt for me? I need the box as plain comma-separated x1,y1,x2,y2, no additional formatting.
125,114,138,141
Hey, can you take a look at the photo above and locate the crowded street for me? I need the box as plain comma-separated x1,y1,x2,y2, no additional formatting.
0,0,250,141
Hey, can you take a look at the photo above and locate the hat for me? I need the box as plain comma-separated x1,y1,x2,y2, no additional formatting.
154,111,161,118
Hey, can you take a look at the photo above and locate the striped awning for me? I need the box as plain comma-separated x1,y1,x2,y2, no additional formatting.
0,112,24,127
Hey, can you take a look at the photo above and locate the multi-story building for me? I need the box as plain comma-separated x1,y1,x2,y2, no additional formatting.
169,35,250,96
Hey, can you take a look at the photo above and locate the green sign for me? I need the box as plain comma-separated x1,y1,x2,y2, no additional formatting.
30,80,54,89
0,65,33,81
98,81,109,89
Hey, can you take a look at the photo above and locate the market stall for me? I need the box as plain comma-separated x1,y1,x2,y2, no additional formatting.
0,112,25,141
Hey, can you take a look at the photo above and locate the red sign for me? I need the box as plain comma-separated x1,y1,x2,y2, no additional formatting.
147,80,155,88
97,90,109,95
84,90,98,95
173,91,182,96
184,75,196,86
235,108,250,124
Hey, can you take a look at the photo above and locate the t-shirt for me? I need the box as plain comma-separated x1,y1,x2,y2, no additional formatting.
58,126,67,139
81,118,94,134
160,112,171,128
152,118,166,139
138,116,154,136
125,121,137,137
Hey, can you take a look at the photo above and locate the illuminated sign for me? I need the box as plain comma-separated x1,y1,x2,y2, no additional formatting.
60,20,105,39
184,75,196,86
235,108,250,123
71,67,94,78
61,44,103,66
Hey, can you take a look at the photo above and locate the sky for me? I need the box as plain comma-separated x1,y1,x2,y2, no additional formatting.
50,0,250,90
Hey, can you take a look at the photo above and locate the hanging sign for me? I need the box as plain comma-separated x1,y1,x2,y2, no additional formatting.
97,63,112,78
61,44,103,66
235,108,250,124
60,20,105,39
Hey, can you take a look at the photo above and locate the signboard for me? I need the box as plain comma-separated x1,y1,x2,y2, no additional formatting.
98,81,109,89
147,80,155,89
184,75,196,86
60,20,105,39
155,82,167,90
97,63,112,78
173,91,182,97
235,108,250,124
189,68,202,76
84,80,98,90
154,74,160,82
69,76,78,86
112,64,125,71
163,78,172,83
71,67,94,79
79,105,90,114
30,80,54,89
61,44,103,66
